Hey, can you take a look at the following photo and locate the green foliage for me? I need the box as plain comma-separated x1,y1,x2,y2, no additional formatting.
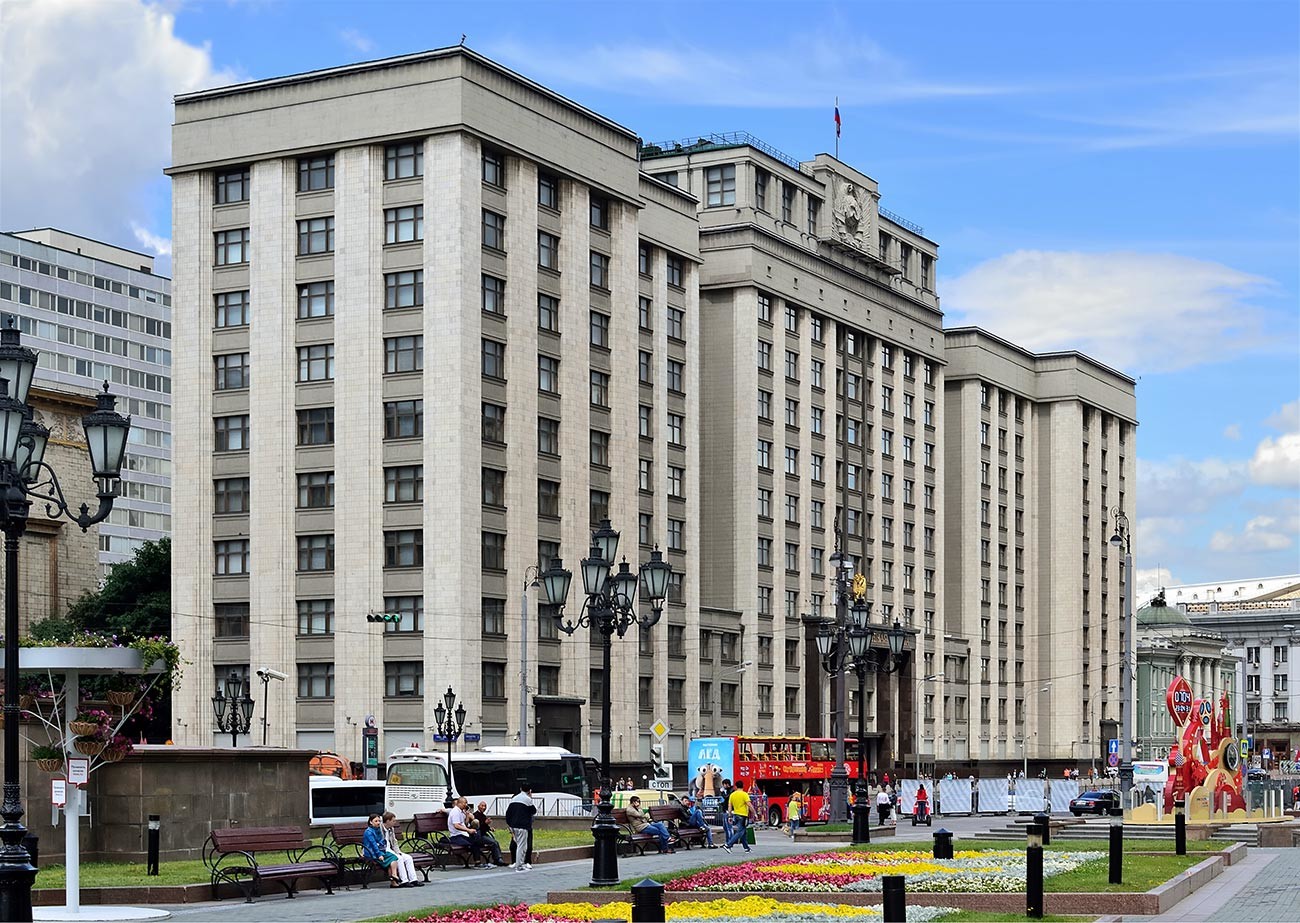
64,538,170,639
30,744,63,760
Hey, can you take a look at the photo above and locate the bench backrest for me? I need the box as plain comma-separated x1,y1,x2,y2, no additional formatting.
649,805,682,823
412,811,449,835
210,826,310,855
610,808,630,825
329,821,370,846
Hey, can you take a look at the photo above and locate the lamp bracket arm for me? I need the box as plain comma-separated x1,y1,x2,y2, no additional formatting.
23,460,117,532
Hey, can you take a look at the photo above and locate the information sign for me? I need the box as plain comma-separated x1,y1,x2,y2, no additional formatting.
1107,738,1119,756
650,719,669,741
68,759,89,786
1108,754,1120,767
51,779,66,808
648,779,672,791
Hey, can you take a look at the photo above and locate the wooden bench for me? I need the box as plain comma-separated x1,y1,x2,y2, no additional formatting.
610,807,661,856
406,811,476,869
324,821,438,887
649,805,709,849
202,826,340,903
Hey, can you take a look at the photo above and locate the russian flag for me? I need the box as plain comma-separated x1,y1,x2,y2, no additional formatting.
834,102,841,138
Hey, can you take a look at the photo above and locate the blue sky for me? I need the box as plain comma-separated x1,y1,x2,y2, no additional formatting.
2,0,1296,594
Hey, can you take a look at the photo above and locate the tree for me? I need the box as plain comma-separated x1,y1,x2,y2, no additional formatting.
30,538,170,641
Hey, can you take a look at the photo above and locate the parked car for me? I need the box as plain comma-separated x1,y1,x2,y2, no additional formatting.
1069,790,1121,816
1247,768,1269,781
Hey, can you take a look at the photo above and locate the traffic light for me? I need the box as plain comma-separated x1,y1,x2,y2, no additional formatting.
650,743,672,782
367,611,402,624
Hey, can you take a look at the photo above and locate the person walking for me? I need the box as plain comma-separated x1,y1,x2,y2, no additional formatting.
722,783,752,853
876,786,891,826
505,782,537,871
787,791,803,839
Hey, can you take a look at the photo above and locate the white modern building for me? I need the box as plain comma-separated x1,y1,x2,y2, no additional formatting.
0,229,172,577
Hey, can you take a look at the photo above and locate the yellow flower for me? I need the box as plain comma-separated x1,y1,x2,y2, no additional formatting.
530,897,885,921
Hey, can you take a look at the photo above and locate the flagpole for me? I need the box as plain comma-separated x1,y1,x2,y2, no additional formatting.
835,96,840,159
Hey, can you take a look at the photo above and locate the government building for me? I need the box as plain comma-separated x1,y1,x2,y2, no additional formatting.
169,46,1137,776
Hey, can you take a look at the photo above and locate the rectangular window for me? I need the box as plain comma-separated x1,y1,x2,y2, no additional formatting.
668,465,684,499
667,518,684,551
482,467,505,507
590,194,609,230
482,148,505,188
590,310,610,347
785,446,798,475
538,478,560,517
812,359,824,389
705,164,736,206
214,477,250,514
481,274,506,315
538,293,559,332
786,398,800,427
538,416,560,455
666,255,683,287
296,471,334,509
384,529,423,568
386,662,424,697
215,167,250,204
297,216,335,254
639,243,651,276
639,405,653,438
384,141,423,180
811,454,824,482
538,232,559,270
297,663,334,699
667,306,684,340
538,173,559,209
667,359,684,394
297,534,335,572
296,280,334,319
296,407,332,446
214,228,249,266
807,197,820,233
755,170,769,211
811,315,823,342
383,400,423,439
214,290,250,328
758,292,772,323
297,599,333,636
590,430,610,467
781,183,794,223
381,598,424,636
481,531,506,570
589,251,609,288
590,489,609,525
757,341,772,371
385,206,424,244
757,537,772,568
297,343,334,382
638,295,653,331
481,209,505,250
482,403,505,443
384,335,423,374
538,355,559,394
538,666,561,697
591,369,611,407
297,153,334,192
385,270,423,309
757,439,772,469
785,349,799,379
785,305,798,333
384,465,423,503
214,540,249,575
214,414,250,452
668,413,684,447
214,352,249,390
482,339,506,379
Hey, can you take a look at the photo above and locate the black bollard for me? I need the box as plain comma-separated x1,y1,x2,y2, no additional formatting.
932,827,954,860
881,874,907,923
1108,807,1123,884
147,814,160,876
1033,811,1051,846
630,878,666,923
1174,798,1186,856
590,786,621,887
852,787,872,844
1026,820,1045,919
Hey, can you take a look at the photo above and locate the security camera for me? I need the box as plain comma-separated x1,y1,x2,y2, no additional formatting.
257,668,288,682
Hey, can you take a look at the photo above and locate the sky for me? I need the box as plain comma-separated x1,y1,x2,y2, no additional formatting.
1,0,1297,597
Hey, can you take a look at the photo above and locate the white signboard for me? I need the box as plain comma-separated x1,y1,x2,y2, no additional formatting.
50,779,66,807
648,779,672,791
68,758,89,786
1132,761,1169,784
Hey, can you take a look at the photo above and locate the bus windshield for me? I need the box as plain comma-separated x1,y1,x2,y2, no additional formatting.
451,758,583,797
388,762,449,787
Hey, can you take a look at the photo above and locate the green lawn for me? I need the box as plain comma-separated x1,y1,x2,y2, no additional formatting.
1045,853,1206,893
32,828,591,891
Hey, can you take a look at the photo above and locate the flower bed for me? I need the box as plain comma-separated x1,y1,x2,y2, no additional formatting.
407,898,958,922
665,848,1105,895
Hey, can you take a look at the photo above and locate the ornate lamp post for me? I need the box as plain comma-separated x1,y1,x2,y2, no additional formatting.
0,319,131,922
540,518,671,887
815,539,857,823
1110,509,1134,799
817,599,910,843
433,686,467,809
211,671,255,748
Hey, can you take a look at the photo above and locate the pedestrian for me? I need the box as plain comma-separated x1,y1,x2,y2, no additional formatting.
505,782,536,872
722,781,752,853
876,787,891,826
787,791,803,839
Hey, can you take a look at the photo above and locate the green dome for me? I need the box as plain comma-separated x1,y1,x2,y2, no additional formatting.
1137,592,1191,628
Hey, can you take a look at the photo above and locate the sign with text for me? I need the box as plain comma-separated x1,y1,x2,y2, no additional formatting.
68,759,89,786
51,779,66,807
1166,677,1193,727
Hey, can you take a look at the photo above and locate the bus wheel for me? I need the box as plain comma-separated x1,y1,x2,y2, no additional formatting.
768,806,782,828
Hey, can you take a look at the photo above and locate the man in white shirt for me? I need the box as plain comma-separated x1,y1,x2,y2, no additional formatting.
448,796,503,868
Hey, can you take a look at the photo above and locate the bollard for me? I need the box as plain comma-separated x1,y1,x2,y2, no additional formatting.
630,878,666,923
1174,798,1186,856
932,827,954,860
1026,821,1045,919
1033,811,1051,846
147,814,160,876
1108,807,1123,885
881,874,907,923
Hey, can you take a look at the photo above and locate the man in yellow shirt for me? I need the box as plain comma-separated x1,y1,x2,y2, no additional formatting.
722,780,752,852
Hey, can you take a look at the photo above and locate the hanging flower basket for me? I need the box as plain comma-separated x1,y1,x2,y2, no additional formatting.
74,738,105,756
100,749,127,763
35,757,63,772
107,690,135,707
69,720,100,737
19,695,36,710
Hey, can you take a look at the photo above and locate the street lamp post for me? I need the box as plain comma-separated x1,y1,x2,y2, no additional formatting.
433,687,467,808
816,594,911,842
541,519,671,887
0,319,131,923
211,671,256,747
1022,683,1053,784
520,565,540,746
1110,509,1134,798
819,544,856,823
914,672,945,780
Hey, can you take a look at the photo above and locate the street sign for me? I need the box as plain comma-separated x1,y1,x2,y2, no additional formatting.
1108,754,1120,768
51,779,66,808
464,733,481,743
650,719,669,741
1107,738,1119,756
68,759,89,786
648,779,672,791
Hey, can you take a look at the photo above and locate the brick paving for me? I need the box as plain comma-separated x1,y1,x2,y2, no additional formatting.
1134,848,1300,922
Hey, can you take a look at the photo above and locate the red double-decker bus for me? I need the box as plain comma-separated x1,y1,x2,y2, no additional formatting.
686,735,867,826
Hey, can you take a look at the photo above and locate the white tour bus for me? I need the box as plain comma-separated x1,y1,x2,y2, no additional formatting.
385,745,597,818
308,775,386,825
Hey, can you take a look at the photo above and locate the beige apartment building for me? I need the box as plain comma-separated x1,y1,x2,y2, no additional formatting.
943,328,1137,770
168,48,702,764
169,46,1138,776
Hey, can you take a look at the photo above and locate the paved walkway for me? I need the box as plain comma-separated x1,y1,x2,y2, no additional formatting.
1132,847,1300,922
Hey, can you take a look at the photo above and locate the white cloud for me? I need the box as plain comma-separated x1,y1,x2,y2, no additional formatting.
1249,432,1300,489
1139,456,1246,518
1136,567,1179,607
130,222,171,257
0,0,236,251
944,250,1278,374
1136,515,1189,558
1223,423,1242,440
338,28,375,54
1209,512,1297,553
1265,400,1300,433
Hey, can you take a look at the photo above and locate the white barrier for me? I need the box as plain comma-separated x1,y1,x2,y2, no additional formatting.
1049,780,1077,813
938,778,973,814
899,778,919,816
978,778,1011,813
